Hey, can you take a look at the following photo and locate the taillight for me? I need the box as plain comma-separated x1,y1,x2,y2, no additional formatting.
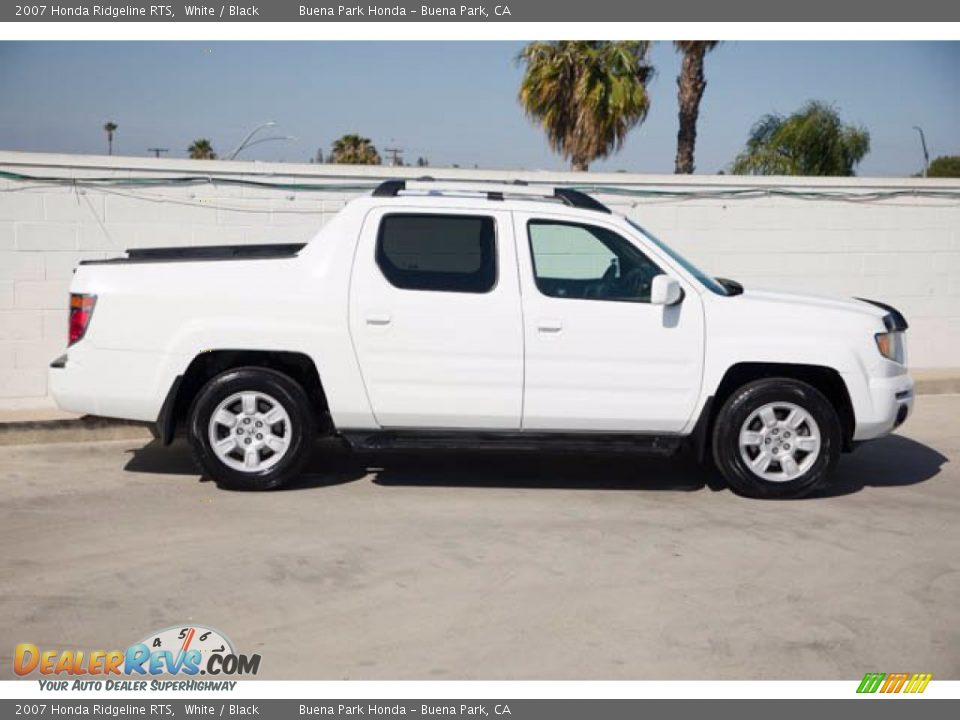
68,293,97,346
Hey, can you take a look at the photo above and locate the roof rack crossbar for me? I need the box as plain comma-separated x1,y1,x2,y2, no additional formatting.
370,178,611,213
553,188,611,214
371,179,406,197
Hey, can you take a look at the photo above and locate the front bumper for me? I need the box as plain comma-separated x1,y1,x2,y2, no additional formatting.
850,371,914,441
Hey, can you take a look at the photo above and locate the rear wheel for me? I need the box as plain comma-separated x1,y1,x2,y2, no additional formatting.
188,367,316,490
711,378,841,499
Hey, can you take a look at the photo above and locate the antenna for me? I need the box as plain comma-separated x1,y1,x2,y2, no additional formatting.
147,148,169,158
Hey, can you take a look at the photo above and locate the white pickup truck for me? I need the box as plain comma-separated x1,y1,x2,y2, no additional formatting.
50,180,913,498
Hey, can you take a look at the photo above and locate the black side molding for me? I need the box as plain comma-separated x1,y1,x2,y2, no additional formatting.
340,429,683,455
155,375,183,446
856,298,908,331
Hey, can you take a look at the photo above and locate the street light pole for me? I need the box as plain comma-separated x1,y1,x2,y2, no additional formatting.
912,126,930,178
228,121,278,160
237,135,298,153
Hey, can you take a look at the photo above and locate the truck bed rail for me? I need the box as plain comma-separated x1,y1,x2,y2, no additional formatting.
79,243,306,266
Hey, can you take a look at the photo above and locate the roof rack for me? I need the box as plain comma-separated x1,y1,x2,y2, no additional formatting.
371,178,611,214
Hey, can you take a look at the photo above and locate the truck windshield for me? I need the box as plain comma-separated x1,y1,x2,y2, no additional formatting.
626,218,729,296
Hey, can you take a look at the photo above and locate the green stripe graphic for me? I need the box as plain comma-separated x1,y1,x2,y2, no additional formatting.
857,673,886,693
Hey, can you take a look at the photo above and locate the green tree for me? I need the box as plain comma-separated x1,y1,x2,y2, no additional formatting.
674,41,719,174
926,155,960,178
731,101,870,176
517,41,654,171
330,134,381,165
103,121,118,156
188,139,217,160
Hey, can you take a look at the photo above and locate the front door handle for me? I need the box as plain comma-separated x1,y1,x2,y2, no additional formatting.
537,319,563,334
366,314,392,326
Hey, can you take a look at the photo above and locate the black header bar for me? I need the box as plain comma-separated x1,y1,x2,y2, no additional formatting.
4,0,960,22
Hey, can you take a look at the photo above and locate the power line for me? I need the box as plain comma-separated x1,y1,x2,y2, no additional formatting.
1,170,958,206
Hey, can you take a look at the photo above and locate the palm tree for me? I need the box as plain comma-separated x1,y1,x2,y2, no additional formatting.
518,41,654,171
731,101,870,176
103,122,118,156
674,41,719,174
188,139,217,160
330,134,381,165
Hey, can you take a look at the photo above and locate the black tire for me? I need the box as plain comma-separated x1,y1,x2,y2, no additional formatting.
188,367,316,490
711,378,841,499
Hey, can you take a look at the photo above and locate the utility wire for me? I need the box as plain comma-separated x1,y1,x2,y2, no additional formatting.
1,169,959,207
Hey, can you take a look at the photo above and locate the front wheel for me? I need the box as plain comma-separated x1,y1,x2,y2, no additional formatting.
711,378,842,499
188,367,316,490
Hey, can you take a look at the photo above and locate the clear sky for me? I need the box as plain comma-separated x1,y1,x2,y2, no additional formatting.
0,41,957,176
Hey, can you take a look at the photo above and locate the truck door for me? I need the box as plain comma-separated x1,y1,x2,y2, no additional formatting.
349,207,523,429
514,212,705,433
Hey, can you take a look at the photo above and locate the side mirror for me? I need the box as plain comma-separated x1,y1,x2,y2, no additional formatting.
651,275,683,306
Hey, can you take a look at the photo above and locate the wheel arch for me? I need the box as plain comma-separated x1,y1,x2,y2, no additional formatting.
157,349,330,445
690,361,856,461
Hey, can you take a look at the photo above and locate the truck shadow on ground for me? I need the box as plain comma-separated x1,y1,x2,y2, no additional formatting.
818,433,949,498
123,433,946,498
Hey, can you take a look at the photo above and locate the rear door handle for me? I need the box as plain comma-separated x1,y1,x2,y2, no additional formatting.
366,314,392,326
537,319,563,333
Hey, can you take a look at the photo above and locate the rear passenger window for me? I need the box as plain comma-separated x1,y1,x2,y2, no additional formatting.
376,214,496,293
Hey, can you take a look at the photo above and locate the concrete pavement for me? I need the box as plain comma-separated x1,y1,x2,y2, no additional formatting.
1,395,958,680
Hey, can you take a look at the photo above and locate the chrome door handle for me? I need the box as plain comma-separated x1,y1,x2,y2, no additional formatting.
537,320,563,333
366,314,392,326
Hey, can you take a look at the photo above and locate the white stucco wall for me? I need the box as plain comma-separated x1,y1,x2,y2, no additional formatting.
1,151,958,410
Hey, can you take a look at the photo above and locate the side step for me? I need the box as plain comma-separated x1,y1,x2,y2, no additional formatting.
340,429,684,455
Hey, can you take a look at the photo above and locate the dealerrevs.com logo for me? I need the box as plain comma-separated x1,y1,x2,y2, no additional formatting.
14,625,261,682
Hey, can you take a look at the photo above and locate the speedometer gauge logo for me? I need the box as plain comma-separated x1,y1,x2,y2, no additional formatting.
139,625,235,673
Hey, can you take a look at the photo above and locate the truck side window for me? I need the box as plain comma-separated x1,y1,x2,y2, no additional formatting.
376,214,497,294
528,220,663,302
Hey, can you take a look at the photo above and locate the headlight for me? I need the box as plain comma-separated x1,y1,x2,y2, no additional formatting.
875,331,905,364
